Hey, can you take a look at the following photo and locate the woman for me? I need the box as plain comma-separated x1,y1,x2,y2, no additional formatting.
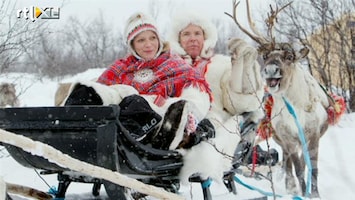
64,12,212,150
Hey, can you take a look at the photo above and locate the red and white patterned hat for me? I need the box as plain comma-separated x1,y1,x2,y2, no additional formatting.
124,12,163,60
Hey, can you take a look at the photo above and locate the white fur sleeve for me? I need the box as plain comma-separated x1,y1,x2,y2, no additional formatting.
220,71,264,116
63,81,139,106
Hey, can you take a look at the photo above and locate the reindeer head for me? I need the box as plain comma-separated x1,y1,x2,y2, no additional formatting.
261,43,309,93
225,0,309,94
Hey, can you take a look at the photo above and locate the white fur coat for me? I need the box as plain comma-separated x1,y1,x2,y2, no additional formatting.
177,52,264,183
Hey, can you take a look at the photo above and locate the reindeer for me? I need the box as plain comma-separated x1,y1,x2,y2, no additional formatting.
0,83,19,107
225,0,339,198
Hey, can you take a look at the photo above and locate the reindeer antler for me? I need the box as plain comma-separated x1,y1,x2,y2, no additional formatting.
225,0,268,45
225,0,293,51
265,2,293,45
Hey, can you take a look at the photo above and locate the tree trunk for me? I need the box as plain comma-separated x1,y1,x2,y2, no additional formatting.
349,88,355,112
349,21,355,112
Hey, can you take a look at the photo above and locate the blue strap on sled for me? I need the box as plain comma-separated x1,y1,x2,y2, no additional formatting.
282,96,312,197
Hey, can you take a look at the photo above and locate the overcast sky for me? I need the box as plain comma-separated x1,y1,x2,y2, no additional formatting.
12,0,273,33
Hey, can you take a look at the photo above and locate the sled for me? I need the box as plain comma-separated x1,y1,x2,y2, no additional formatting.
0,105,187,200
0,105,273,200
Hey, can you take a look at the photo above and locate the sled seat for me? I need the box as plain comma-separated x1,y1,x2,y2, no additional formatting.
0,105,183,198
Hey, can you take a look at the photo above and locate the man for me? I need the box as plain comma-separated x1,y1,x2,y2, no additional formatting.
167,11,278,183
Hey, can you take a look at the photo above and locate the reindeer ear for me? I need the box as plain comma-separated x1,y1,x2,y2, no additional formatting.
298,47,309,58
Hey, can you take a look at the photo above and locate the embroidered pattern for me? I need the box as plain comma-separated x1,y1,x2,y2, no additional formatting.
133,68,154,83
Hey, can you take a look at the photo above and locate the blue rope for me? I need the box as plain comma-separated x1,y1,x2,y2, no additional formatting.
233,175,304,200
230,96,312,199
282,96,312,197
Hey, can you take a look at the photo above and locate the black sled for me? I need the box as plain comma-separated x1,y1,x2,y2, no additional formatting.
0,105,275,200
0,105,184,200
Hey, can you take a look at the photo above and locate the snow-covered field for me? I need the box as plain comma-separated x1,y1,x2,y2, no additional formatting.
0,70,355,200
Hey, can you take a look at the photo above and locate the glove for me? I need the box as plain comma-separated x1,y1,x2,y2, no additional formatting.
179,118,215,149
228,38,258,63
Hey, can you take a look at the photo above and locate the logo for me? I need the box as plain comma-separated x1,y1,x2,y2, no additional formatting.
142,118,158,133
17,6,60,22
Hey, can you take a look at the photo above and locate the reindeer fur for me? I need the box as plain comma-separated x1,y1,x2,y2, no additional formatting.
226,0,331,196
262,48,329,198
0,83,19,107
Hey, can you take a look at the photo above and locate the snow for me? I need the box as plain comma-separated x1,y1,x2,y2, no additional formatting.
0,70,355,200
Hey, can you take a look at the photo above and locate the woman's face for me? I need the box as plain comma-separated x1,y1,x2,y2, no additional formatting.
179,24,205,59
132,30,160,60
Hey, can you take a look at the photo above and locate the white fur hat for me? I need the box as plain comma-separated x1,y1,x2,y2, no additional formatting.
167,11,218,59
123,12,163,60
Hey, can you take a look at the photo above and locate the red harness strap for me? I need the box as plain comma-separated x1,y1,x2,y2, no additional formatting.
251,146,258,176
256,94,275,141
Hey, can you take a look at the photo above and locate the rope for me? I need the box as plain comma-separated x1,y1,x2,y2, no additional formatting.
34,169,52,189
233,175,304,200
232,96,312,199
282,96,312,197
34,169,59,197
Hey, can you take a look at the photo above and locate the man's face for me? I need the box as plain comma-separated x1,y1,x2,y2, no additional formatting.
179,24,205,59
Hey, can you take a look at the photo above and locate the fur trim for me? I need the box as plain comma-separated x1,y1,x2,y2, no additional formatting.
179,86,210,120
178,116,241,183
168,101,189,149
62,81,138,106
204,55,232,113
162,41,170,52
167,11,217,59
123,12,164,60
168,86,211,149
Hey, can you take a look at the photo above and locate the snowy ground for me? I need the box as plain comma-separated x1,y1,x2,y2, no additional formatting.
0,71,355,200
